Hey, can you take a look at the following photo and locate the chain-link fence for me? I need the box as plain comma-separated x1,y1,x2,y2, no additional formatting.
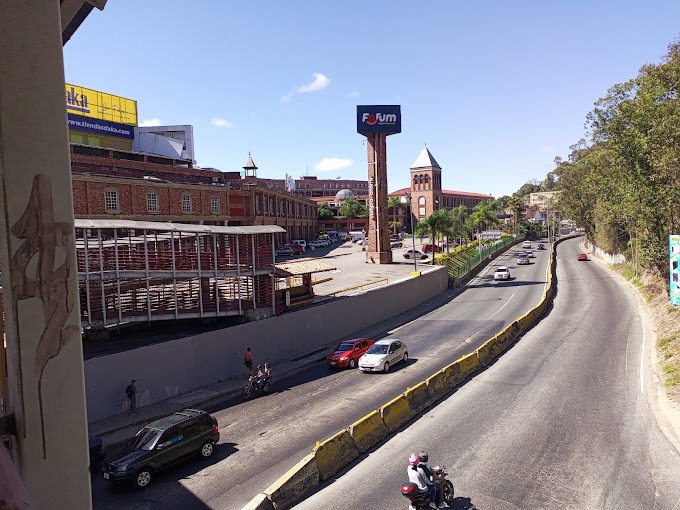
436,236,520,286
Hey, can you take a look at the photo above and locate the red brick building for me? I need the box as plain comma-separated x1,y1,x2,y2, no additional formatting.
69,145,318,243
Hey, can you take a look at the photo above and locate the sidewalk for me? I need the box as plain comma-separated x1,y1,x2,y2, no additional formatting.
88,278,464,449
87,241,513,449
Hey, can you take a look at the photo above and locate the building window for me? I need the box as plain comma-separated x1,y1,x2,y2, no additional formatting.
255,195,261,214
211,195,220,213
418,196,426,217
268,197,273,214
105,189,119,212
146,192,159,213
182,193,193,213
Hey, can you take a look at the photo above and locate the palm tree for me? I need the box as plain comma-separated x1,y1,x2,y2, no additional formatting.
389,220,401,235
415,209,450,262
339,196,362,219
467,201,500,248
388,196,402,231
317,202,335,219
507,196,524,236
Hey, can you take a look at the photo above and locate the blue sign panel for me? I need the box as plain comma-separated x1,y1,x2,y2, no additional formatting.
67,113,135,139
357,105,401,134
670,235,680,306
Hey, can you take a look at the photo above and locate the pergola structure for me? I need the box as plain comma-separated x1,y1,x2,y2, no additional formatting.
75,219,284,328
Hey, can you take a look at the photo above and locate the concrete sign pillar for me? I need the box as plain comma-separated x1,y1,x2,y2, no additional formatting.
357,105,401,265
365,133,392,263
0,2,92,509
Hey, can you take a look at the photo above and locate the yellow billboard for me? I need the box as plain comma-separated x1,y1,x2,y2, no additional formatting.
65,83,137,126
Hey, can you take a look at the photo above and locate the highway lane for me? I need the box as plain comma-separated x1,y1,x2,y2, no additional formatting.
92,241,550,509
295,238,680,510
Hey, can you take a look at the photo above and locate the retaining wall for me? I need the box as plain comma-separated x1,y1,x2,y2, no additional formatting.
84,266,448,422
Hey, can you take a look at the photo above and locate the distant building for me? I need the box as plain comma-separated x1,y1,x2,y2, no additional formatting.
388,147,493,230
529,191,561,208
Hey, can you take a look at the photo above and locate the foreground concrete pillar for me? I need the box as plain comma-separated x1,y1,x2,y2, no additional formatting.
0,2,92,509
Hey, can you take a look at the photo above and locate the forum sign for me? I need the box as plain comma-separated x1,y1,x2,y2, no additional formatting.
357,105,401,134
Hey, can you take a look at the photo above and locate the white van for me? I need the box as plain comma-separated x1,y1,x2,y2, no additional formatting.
292,240,307,252
349,231,365,243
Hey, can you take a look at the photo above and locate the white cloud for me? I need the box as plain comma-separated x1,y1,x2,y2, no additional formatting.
314,157,352,172
211,118,233,128
139,118,162,127
282,72,330,102
347,91,360,98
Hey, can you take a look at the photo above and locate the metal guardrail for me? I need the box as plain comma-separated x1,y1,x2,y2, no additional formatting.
327,278,389,297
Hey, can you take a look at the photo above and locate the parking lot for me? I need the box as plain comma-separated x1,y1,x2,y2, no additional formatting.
274,238,441,297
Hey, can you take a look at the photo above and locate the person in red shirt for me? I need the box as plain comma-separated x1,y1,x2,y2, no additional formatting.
244,347,253,372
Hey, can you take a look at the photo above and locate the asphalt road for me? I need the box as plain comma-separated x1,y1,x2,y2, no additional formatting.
294,238,680,510
92,240,551,509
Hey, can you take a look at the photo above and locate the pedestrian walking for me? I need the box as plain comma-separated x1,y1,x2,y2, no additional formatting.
126,379,137,413
244,347,253,372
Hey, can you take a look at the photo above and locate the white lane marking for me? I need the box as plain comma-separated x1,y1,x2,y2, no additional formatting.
487,292,516,320
638,300,645,395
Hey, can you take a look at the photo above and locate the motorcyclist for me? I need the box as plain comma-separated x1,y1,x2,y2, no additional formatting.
407,453,438,509
255,364,265,390
419,450,446,508
263,362,272,380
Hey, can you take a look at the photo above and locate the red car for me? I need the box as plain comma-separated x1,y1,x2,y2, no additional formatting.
326,338,374,369
421,244,442,253
577,253,588,261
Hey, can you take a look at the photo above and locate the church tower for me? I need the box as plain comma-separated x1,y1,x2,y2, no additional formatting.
409,146,442,222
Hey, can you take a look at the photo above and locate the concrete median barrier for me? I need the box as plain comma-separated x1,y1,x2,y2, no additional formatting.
242,493,275,510
458,352,479,377
349,410,388,453
380,393,415,432
443,361,463,386
426,370,449,400
476,339,495,366
263,453,320,510
313,429,360,481
406,381,434,414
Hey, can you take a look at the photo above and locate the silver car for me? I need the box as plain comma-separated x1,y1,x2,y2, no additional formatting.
517,254,529,265
359,339,408,373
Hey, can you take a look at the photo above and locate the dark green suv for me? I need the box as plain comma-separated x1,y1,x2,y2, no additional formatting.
103,409,219,489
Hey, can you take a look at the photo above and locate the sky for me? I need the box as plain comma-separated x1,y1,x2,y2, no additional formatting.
63,1,680,198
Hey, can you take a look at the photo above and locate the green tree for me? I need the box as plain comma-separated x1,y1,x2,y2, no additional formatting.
466,201,499,241
339,196,362,219
389,220,401,235
317,202,335,219
388,196,403,231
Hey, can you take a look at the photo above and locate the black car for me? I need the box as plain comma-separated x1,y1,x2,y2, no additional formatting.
103,409,219,489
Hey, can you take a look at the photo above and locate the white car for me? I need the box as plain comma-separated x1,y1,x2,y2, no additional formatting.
359,339,408,373
522,240,531,248
309,239,328,248
403,248,427,260
292,240,307,252
494,266,510,280
525,249,534,258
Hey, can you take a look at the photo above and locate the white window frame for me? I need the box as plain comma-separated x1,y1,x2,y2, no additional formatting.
146,191,159,213
211,195,220,213
104,189,119,213
181,193,193,213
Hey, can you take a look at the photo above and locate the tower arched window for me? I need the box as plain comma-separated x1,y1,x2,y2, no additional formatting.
418,196,426,218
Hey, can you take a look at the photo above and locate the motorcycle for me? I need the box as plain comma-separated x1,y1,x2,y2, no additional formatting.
242,373,271,400
401,466,454,509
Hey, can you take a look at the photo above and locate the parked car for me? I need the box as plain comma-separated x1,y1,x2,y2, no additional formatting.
309,239,329,249
577,253,589,261
522,240,531,248
421,244,442,253
275,244,294,256
291,240,307,252
517,253,530,265
525,249,534,258
326,338,374,369
390,240,403,248
493,266,510,280
103,409,219,489
403,248,427,260
89,435,105,471
358,339,408,373
537,243,545,250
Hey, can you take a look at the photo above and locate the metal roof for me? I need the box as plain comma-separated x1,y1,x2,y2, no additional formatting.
74,219,285,235
273,259,336,277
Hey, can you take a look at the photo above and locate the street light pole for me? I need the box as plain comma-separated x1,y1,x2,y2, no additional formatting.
408,194,418,273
